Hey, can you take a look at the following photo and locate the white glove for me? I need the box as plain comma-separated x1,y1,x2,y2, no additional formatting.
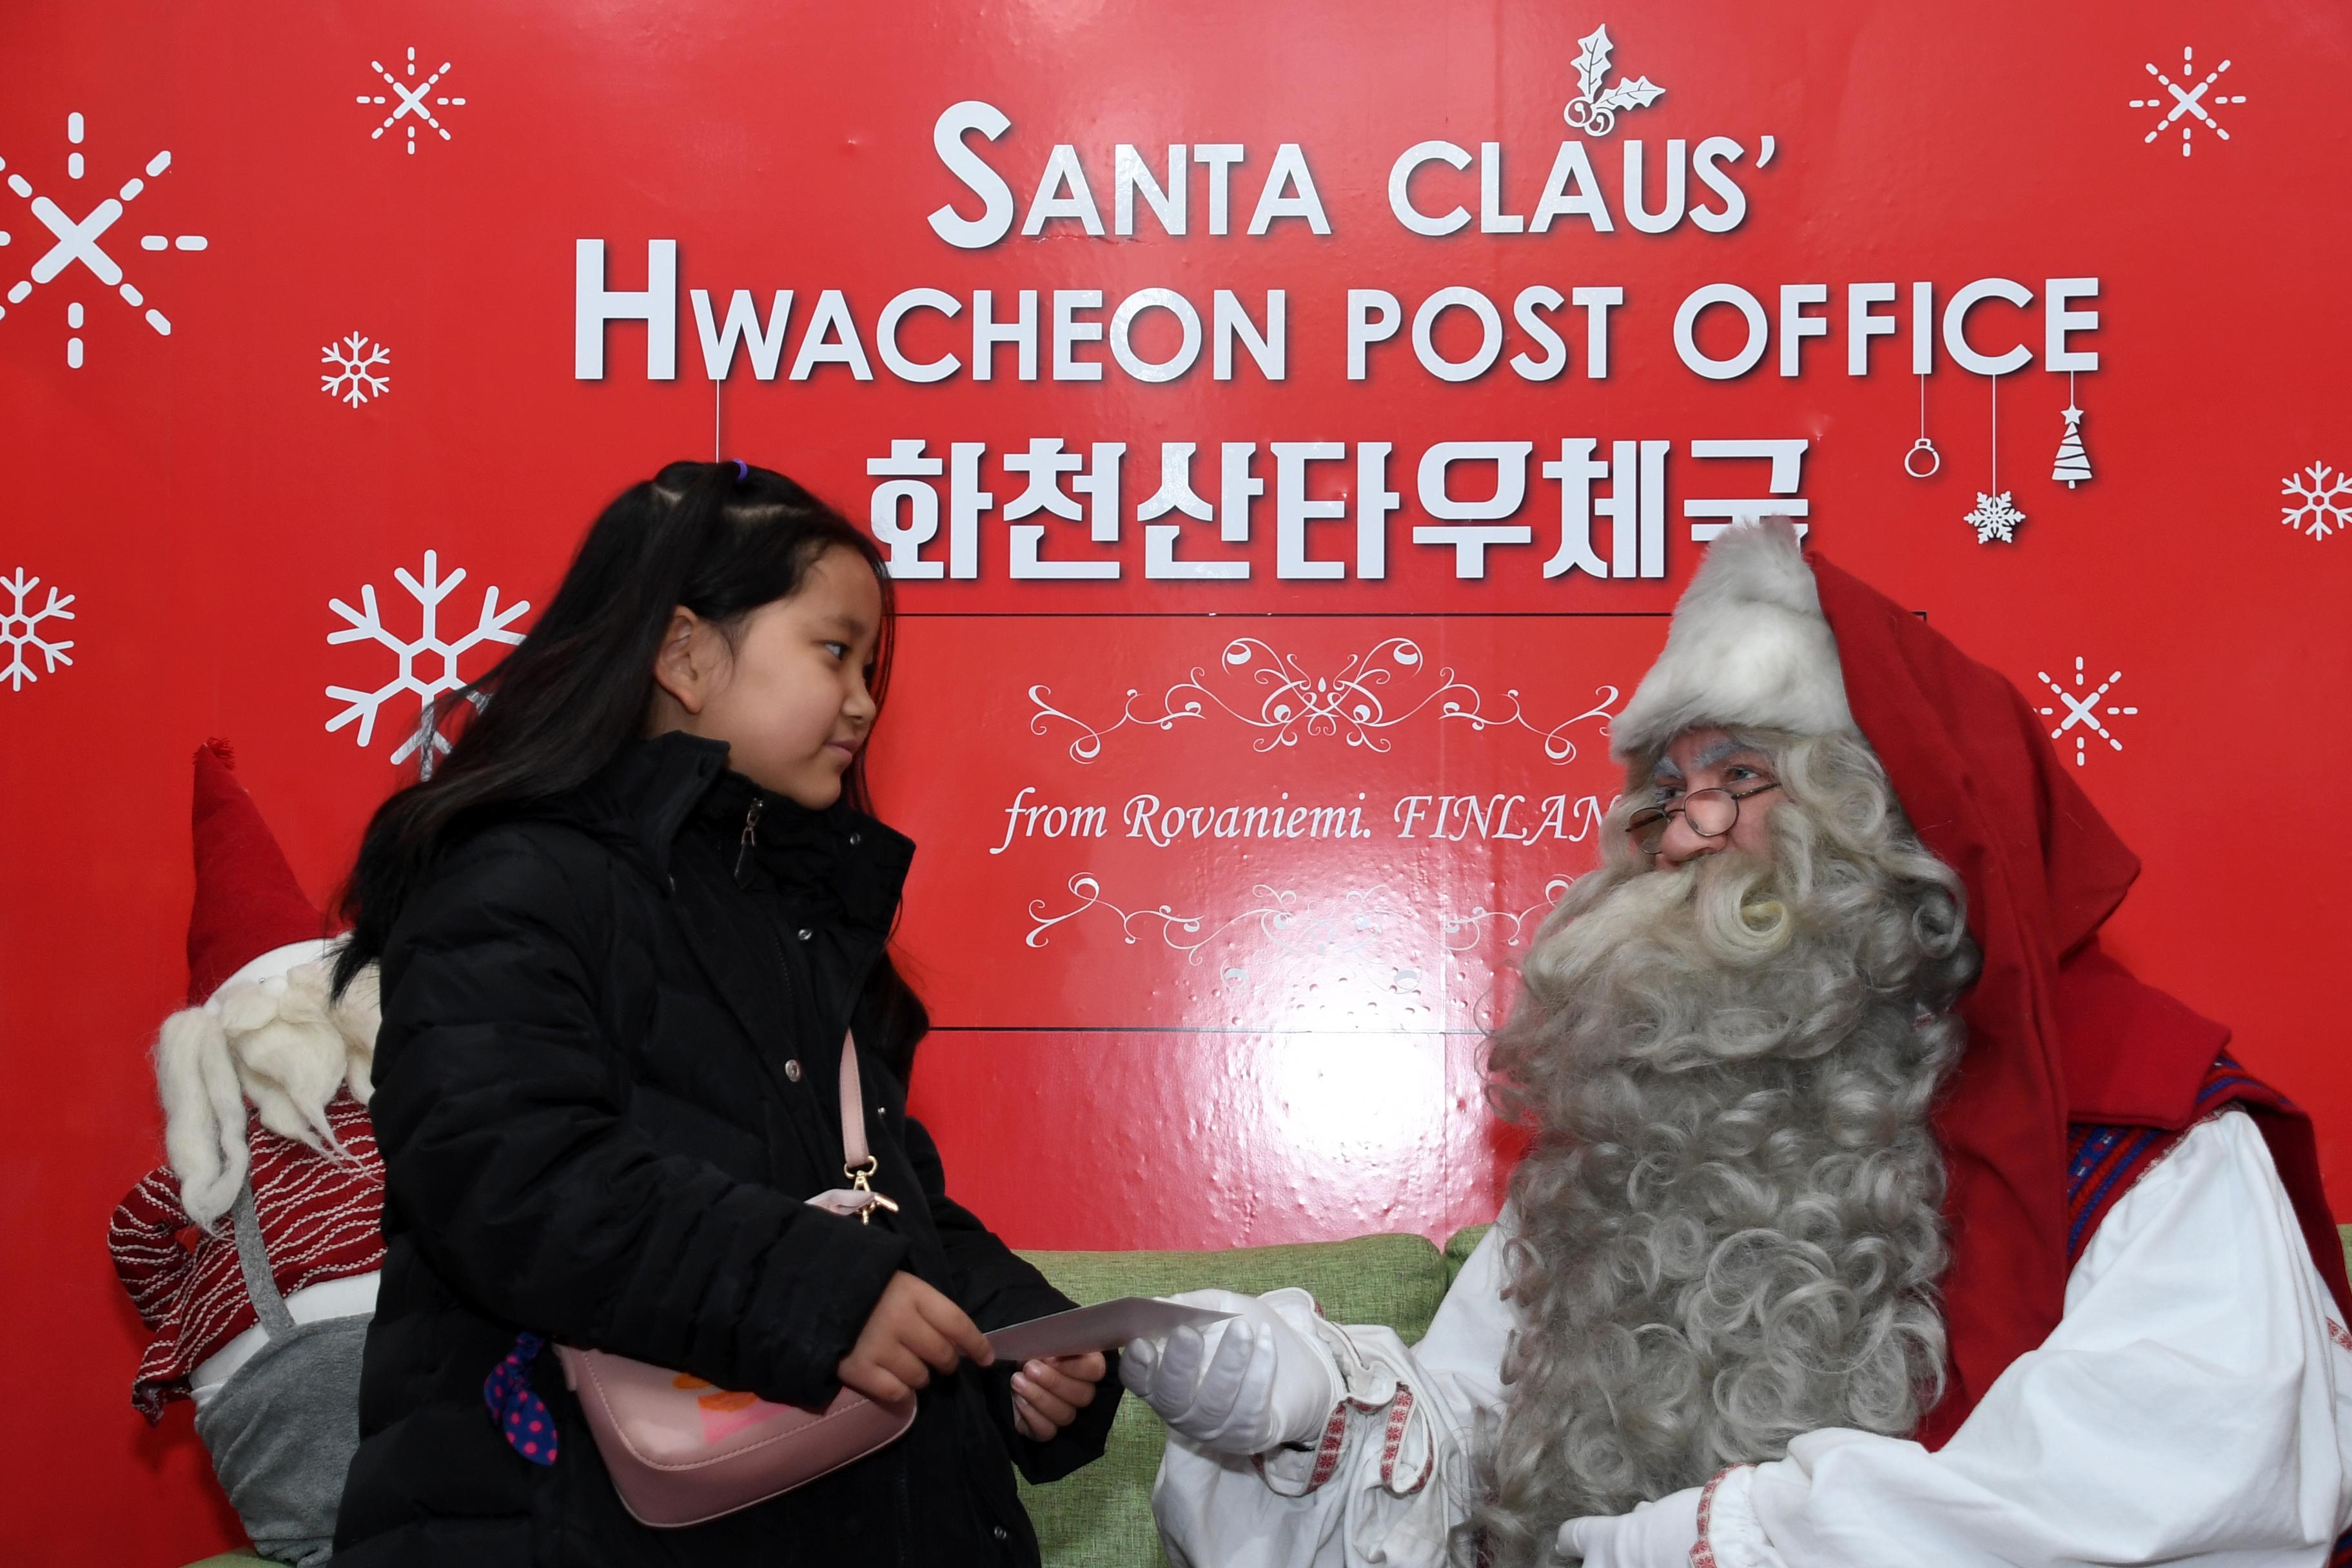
1121,1288,1340,1456
1556,1483,1704,1567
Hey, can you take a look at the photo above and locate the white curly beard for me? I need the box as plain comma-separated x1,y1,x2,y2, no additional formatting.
1467,741,1977,1568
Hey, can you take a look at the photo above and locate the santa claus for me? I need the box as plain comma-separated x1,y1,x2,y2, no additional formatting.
1126,523,2352,1567
108,741,386,1566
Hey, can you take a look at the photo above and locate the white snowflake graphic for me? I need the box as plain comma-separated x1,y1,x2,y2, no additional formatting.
2281,462,2351,540
357,47,468,155
2128,45,2246,157
0,110,208,368
326,551,528,767
322,332,391,407
2035,656,2139,768
1563,25,1663,137
1,567,75,692
1966,490,2026,545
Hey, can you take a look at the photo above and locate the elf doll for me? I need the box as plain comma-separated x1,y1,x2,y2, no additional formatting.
108,742,384,1566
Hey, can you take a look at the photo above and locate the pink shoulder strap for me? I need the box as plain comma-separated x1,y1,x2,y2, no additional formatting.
807,1034,896,1224
837,1032,868,1170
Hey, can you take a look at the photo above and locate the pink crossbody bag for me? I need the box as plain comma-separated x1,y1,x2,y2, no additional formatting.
551,1032,916,1529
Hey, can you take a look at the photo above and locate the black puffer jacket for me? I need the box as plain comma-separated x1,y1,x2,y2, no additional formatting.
334,732,1116,1566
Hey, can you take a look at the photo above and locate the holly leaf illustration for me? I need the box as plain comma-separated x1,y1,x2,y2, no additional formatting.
1574,24,1614,99
1594,75,1664,113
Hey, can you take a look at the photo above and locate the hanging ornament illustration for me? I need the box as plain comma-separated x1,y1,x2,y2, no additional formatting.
1905,371,1941,478
1964,369,2026,544
2052,369,2093,488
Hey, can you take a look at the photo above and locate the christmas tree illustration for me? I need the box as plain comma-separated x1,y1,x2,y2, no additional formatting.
2052,404,2092,488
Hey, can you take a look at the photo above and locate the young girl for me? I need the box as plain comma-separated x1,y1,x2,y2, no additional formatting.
328,460,1116,1567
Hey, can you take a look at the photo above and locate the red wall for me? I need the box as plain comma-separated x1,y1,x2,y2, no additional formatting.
3,1,2348,1559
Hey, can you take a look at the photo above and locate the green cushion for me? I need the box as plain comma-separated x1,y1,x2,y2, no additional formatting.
1445,1224,1493,1289
1014,1233,1451,1568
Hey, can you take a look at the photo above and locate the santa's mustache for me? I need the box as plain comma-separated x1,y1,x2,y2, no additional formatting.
1513,846,1825,1072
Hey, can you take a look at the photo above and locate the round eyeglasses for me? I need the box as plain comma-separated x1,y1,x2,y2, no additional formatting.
1627,781,1781,854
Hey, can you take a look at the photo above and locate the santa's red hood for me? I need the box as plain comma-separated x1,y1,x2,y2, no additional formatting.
1808,550,2349,1442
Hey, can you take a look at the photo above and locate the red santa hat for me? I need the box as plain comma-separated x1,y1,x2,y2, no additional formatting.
186,740,333,1003
155,743,378,1230
1613,522,2351,1446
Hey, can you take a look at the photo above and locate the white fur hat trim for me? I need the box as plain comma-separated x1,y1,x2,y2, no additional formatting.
1609,520,1856,764
201,937,334,1012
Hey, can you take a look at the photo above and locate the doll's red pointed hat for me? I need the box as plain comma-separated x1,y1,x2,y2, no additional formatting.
186,740,331,1004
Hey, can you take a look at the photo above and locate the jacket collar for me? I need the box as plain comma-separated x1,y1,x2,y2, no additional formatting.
602,730,730,868
564,732,914,935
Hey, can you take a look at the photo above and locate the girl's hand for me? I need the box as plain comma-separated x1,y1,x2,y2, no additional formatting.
836,1271,994,1404
1010,1351,1107,1442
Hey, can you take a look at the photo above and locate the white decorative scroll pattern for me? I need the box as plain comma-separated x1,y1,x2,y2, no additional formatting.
1026,874,1582,959
1026,877,1406,961
1029,636,1617,765
1440,875,1578,952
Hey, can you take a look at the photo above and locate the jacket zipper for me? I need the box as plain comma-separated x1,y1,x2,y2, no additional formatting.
733,794,765,883
736,790,882,1168
738,794,819,1190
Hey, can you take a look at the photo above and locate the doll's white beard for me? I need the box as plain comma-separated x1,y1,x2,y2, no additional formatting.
154,956,380,1230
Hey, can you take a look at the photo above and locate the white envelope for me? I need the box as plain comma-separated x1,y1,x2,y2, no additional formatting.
986,1297,1235,1364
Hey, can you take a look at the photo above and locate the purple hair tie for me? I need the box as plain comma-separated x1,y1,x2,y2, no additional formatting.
731,458,749,481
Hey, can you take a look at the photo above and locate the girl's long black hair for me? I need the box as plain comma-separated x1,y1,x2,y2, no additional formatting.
333,458,932,1077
